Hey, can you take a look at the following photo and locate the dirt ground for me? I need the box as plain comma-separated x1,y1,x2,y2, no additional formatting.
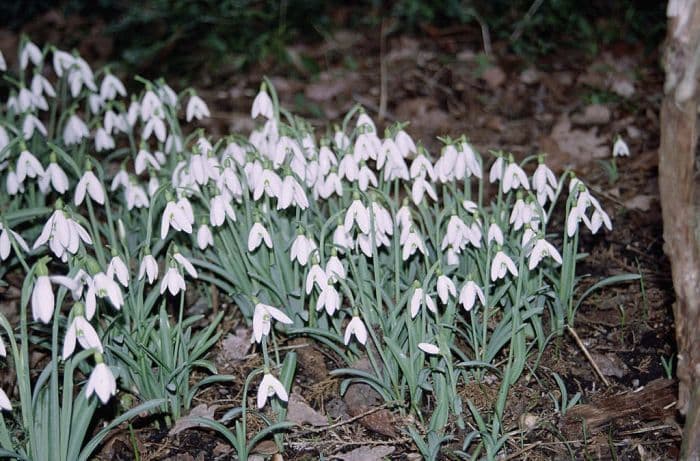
2,9,680,461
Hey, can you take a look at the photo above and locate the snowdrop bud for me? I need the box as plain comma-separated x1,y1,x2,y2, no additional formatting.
32,263,54,324
86,356,117,404
186,94,210,121
138,254,159,284
117,219,126,241
251,85,274,120
612,136,630,157
197,224,214,250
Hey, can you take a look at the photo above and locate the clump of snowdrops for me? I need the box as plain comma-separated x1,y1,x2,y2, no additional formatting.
0,37,626,460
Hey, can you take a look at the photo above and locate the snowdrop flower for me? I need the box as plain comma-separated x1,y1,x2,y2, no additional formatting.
99,73,127,101
39,160,69,194
333,129,350,151
316,284,340,315
140,90,162,120
22,114,47,139
0,50,6,72
186,94,210,121
94,126,115,152
338,154,359,182
257,373,288,409
332,222,353,252
490,250,518,281
86,360,117,404
532,161,557,206
612,136,630,157
410,286,436,319
436,274,457,304
142,116,166,142
418,342,440,355
0,223,29,260
252,168,282,200
306,264,328,294
458,140,482,178
395,129,417,158
252,301,293,343
0,389,10,411
509,197,531,231
107,254,130,287
502,161,529,194
411,176,438,205
138,254,158,284
6,170,23,196
75,170,105,205
63,114,90,146
290,234,316,266
33,208,93,260
357,164,378,191
566,206,582,237
16,149,44,183
160,198,194,239
489,156,505,183
409,153,435,180
32,271,54,324
344,199,370,234
248,222,273,252
197,224,214,250
487,222,504,246
441,215,467,251
160,266,186,296
93,272,124,311
344,316,367,345
588,206,613,234
277,175,309,210
173,252,198,280
0,335,4,357
209,194,237,227
528,238,563,270
402,230,426,261
325,255,346,280
460,280,485,311
20,40,42,70
251,86,274,119
63,312,103,359
52,49,74,77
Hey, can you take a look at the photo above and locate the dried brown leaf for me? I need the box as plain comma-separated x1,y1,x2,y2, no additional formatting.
334,445,395,461
168,404,218,436
286,392,327,426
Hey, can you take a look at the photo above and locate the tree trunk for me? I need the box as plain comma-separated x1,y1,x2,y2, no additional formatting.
659,1,700,459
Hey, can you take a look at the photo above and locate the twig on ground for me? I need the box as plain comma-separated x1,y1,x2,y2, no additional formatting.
567,325,611,387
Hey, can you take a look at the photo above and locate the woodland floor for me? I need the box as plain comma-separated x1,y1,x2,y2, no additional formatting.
0,9,680,461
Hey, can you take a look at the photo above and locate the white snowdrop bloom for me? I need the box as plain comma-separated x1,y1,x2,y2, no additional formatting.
160,199,193,239
0,334,5,357
158,83,177,107
489,156,505,183
333,129,350,151
135,149,160,175
148,176,160,198
469,221,483,248
353,130,382,162
52,49,74,77
63,315,103,359
22,114,47,139
409,154,435,180
345,200,370,234
138,254,159,284
20,40,42,70
588,206,613,234
612,137,630,157
460,280,486,312
104,110,127,134
377,137,399,170
0,388,11,411
86,362,117,404
278,175,309,210
39,162,69,194
99,73,127,101
462,200,478,214
532,162,557,197
395,129,417,158
566,206,582,237
16,149,44,183
490,250,518,281
248,222,273,252
18,86,37,112
107,255,130,287
402,230,426,261
445,247,460,265
125,183,149,210
0,50,6,71
0,223,29,261
67,68,93,97
528,238,563,270
88,93,103,115
209,194,236,227
355,233,374,257
487,223,504,246
306,264,328,294
383,149,410,181
318,171,343,199
332,222,353,252
273,135,302,168
370,202,393,236
410,287,437,319
219,167,244,200
441,215,467,251
0,126,8,151
437,274,457,304
251,87,274,119
189,152,210,185
74,170,105,206
50,269,90,302
521,227,537,250
140,90,162,121
290,234,317,266
92,272,124,310
6,170,23,196
252,301,293,343
318,145,338,175
95,127,115,152
197,224,214,251
502,162,530,194
33,209,92,260
63,114,90,146
173,252,198,279
257,373,288,409
127,99,140,127
253,169,282,200
509,197,531,231
316,284,340,315
142,116,166,142
458,140,482,178
73,55,97,90
338,154,359,182
344,316,368,346
160,266,186,296
325,255,346,280
418,342,440,355
411,176,438,205
357,164,378,191
32,274,54,324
